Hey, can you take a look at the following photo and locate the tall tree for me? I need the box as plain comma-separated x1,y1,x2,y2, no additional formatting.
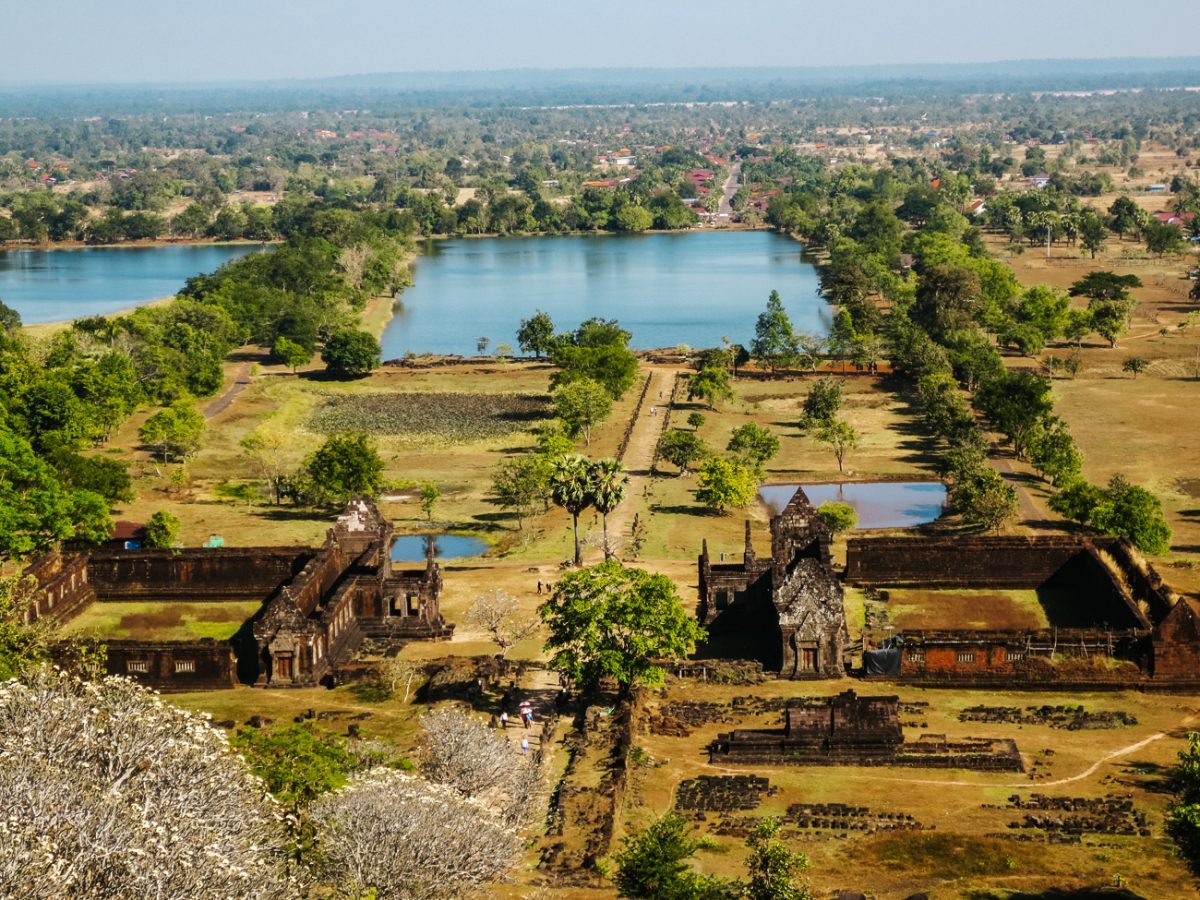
550,454,594,566
517,310,556,358
538,560,703,698
589,458,628,559
751,290,797,374
553,378,613,445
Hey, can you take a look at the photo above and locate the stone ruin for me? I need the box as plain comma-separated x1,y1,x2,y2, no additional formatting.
698,487,846,677
696,487,1200,689
20,498,452,691
708,690,1022,771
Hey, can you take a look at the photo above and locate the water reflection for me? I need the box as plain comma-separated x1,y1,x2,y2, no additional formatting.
390,533,489,562
758,482,947,530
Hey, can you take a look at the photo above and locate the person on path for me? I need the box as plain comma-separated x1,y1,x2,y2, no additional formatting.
520,737,529,755
500,710,509,729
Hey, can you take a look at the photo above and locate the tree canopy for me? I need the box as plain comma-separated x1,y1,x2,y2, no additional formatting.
539,560,702,697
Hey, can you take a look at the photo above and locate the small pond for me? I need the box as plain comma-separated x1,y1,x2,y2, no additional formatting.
390,533,489,562
758,481,947,530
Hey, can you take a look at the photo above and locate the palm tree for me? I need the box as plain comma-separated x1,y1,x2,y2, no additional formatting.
550,454,594,566
589,458,629,560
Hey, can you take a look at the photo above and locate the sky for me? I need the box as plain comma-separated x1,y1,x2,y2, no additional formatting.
3,0,1199,85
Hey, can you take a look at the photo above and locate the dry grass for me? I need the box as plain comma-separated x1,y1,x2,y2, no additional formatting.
620,678,1199,898
886,588,1049,631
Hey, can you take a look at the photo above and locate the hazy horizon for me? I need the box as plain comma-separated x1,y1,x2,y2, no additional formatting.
4,0,1199,86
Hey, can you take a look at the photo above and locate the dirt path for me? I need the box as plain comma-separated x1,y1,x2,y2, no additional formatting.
204,363,253,419
604,368,676,560
990,454,1045,525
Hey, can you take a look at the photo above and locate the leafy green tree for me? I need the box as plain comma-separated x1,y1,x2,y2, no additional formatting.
589,458,628,559
657,428,710,476
234,722,358,809
1168,732,1200,869
553,377,613,445
0,425,111,559
1015,285,1071,343
419,481,439,521
815,419,860,474
538,560,702,698
271,336,310,373
1122,356,1149,379
975,372,1052,457
801,378,842,428
144,510,182,549
550,318,639,399
951,467,1019,531
1090,475,1172,554
912,264,982,339
727,423,780,472
614,813,728,900
306,433,384,503
1108,196,1147,240
1026,417,1082,486
321,329,381,378
686,412,706,431
695,457,759,514
817,501,858,535
492,454,551,528
0,575,49,679
1063,308,1093,348
0,296,21,331
1069,272,1142,304
1145,220,1185,256
550,453,594,566
1078,208,1108,257
138,400,205,463
688,366,734,411
50,449,133,504
751,290,797,374
1090,299,1137,348
1049,478,1106,525
743,818,812,900
516,310,556,358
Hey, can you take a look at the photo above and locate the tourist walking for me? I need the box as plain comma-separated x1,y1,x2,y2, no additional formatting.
500,710,509,729
520,737,529,755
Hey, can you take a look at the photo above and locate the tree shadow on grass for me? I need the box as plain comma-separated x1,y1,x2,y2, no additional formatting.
1114,759,1176,795
650,503,720,518
348,680,393,703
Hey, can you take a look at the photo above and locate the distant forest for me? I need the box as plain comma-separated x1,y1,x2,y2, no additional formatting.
4,57,1200,117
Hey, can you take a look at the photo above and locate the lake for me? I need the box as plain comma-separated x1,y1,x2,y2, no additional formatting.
759,482,948,530
0,244,260,324
381,231,826,357
391,533,490,562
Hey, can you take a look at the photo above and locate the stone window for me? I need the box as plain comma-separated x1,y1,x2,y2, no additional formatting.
908,647,925,664
126,660,149,674
174,660,196,674
716,590,732,609
1006,649,1024,663
956,650,975,664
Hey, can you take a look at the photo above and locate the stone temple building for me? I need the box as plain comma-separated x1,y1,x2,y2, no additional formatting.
22,498,450,691
698,487,847,677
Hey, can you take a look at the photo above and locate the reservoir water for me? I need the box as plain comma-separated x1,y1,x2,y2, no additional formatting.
381,231,826,357
759,482,947,530
391,533,490,562
0,244,260,324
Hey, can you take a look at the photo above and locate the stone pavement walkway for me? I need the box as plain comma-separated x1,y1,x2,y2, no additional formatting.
603,368,677,560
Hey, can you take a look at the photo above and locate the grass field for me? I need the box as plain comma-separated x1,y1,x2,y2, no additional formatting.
61,600,263,641
886,588,1049,632
618,678,1198,898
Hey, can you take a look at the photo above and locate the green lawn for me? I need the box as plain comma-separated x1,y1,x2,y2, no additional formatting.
60,600,264,641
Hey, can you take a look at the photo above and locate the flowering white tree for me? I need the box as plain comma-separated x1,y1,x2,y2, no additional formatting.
464,590,540,657
0,669,294,898
419,707,543,826
309,769,522,900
